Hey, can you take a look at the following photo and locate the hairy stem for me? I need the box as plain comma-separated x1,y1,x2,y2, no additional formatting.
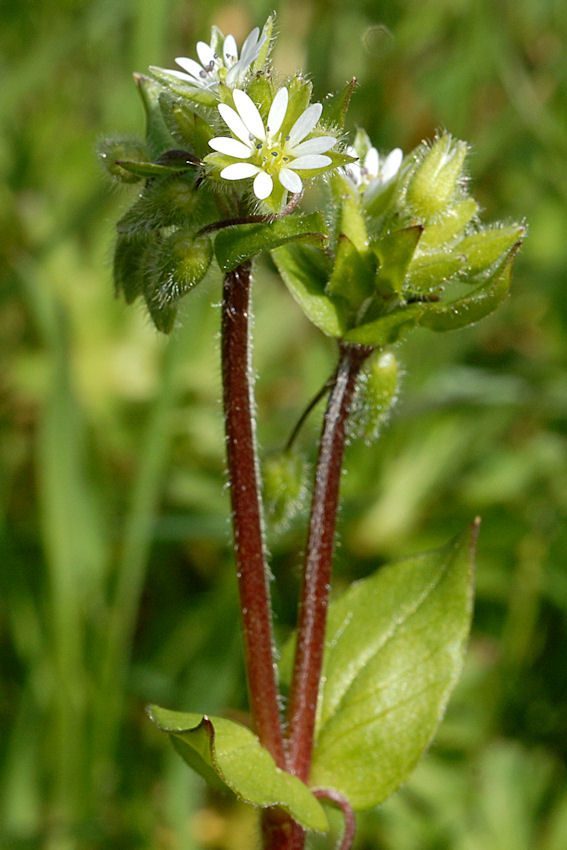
287,343,373,783
221,262,286,768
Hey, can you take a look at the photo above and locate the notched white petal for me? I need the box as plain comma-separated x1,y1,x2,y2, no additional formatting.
196,41,215,69
218,103,252,144
364,147,379,177
208,137,253,158
288,154,332,171
233,89,266,141
288,103,323,145
223,34,238,64
279,167,303,193
239,27,261,64
253,170,273,199
175,57,205,79
289,135,336,156
267,87,288,136
220,162,261,180
381,147,403,182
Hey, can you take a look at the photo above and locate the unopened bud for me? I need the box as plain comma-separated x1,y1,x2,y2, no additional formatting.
406,135,468,220
263,450,308,530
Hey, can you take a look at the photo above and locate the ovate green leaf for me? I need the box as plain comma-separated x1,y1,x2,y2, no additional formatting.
215,212,328,273
419,242,521,331
272,244,347,337
148,706,328,832
309,524,477,811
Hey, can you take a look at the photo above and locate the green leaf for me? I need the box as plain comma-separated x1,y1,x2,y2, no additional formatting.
327,235,376,307
147,706,329,832
418,241,521,331
214,212,328,273
343,303,425,346
371,225,423,296
321,78,357,129
272,244,347,337
309,524,478,811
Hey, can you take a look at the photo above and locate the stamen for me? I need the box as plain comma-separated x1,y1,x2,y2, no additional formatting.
256,142,262,150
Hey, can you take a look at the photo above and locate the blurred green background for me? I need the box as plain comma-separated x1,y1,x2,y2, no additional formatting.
2,0,566,848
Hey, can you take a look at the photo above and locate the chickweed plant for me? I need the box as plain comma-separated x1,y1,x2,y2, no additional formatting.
100,15,524,850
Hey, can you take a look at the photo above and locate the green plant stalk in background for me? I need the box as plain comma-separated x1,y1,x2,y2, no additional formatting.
100,14,525,849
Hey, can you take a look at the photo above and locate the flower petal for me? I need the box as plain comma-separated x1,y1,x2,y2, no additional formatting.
288,135,336,156
158,67,203,85
381,147,403,182
175,56,206,80
208,137,253,158
267,88,288,136
233,89,266,141
364,147,379,178
218,103,253,144
239,27,260,65
288,103,323,145
279,167,303,193
253,170,273,199
220,163,261,180
196,41,216,69
288,154,332,170
223,34,238,64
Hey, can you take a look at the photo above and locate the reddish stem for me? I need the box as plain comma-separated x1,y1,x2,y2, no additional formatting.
287,343,373,783
221,263,286,768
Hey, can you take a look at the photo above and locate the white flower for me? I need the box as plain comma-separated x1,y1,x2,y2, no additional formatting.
208,87,337,200
346,145,403,196
156,26,266,91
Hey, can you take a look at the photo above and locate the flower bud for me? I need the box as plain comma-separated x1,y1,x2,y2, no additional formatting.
406,134,468,220
352,351,399,442
262,450,308,530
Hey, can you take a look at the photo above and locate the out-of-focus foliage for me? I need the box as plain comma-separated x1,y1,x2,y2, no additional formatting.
1,1,566,848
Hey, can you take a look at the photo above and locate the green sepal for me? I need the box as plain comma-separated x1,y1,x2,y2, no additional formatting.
344,303,425,346
148,67,219,108
338,194,368,253
134,73,175,157
116,174,217,236
272,244,347,337
306,524,477,811
214,212,328,273
418,240,521,331
406,134,468,220
159,93,214,158
280,76,313,135
457,224,526,279
147,706,329,832
143,290,177,334
419,198,478,250
113,158,197,179
246,74,276,120
321,78,357,129
252,16,274,72
327,235,376,308
406,250,465,294
371,225,423,297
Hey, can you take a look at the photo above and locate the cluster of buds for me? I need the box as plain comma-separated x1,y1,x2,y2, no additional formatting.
100,14,524,355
